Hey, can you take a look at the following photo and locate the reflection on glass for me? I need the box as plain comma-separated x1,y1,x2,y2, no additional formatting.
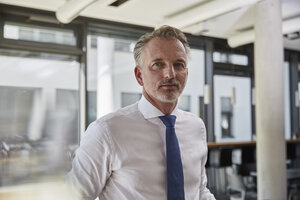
0,49,80,188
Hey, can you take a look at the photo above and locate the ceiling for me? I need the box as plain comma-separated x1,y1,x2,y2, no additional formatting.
0,0,299,50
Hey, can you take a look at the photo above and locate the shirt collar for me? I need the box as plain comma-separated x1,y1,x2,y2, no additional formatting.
138,95,179,119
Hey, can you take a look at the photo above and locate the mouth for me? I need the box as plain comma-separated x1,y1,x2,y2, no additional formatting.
158,79,180,90
159,84,179,89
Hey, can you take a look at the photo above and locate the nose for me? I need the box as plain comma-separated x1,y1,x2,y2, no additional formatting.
163,64,176,79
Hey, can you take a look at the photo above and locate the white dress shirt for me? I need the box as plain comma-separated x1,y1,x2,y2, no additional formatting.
67,96,215,200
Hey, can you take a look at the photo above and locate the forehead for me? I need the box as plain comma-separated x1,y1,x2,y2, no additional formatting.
142,37,187,61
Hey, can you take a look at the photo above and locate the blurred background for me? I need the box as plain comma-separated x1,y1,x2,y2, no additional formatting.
0,0,299,199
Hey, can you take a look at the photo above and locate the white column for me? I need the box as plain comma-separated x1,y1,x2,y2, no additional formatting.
97,37,114,118
254,0,287,199
27,89,46,140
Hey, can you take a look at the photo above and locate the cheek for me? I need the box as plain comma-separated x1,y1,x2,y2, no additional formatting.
148,78,160,90
144,73,162,87
143,75,156,89
177,74,187,84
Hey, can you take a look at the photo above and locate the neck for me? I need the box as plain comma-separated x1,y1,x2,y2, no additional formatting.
143,90,177,115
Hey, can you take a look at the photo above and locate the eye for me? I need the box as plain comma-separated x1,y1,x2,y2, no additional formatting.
153,62,163,67
151,62,164,70
173,62,186,70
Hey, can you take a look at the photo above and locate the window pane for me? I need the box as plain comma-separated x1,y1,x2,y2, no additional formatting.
0,49,80,186
229,54,248,65
213,51,248,66
213,52,227,63
4,22,76,46
214,75,252,142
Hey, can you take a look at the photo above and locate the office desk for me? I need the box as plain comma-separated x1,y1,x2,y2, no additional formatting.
207,139,300,148
250,168,300,180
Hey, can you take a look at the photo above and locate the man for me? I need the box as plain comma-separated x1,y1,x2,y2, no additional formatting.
67,25,215,200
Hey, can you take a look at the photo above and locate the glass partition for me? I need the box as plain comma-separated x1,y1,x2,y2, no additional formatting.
0,49,80,186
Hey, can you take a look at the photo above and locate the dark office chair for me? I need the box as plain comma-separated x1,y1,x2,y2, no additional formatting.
207,148,232,195
239,146,256,176
287,143,300,200
228,147,257,200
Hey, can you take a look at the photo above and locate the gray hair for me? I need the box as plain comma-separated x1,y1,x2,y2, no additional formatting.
133,25,190,67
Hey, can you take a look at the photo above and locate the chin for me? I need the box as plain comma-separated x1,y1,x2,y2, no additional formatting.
156,93,180,103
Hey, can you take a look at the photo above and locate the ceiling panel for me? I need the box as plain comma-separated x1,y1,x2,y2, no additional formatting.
0,0,299,50
0,0,64,11
82,0,208,27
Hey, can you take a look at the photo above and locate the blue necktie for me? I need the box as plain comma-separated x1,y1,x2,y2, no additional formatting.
159,115,185,200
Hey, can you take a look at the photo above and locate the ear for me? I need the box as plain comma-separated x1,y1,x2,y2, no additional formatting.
134,66,144,86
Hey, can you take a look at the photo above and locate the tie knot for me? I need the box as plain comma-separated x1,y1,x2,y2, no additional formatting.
159,115,176,127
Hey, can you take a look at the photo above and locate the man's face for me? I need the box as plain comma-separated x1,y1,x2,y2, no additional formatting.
135,37,188,104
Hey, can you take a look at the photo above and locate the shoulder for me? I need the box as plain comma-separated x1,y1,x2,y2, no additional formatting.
178,109,205,127
96,102,140,125
177,109,207,141
81,103,140,145
86,102,140,135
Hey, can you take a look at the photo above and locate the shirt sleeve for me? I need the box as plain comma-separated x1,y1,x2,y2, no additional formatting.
199,121,216,200
66,121,113,200
199,153,216,200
